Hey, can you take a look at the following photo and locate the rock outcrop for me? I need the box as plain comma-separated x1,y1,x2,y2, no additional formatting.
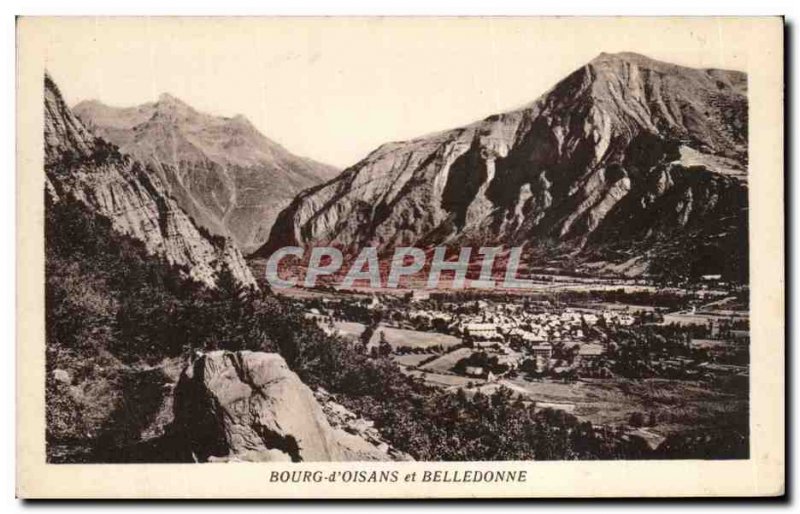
74,94,338,254
172,351,406,462
45,73,257,289
260,52,748,281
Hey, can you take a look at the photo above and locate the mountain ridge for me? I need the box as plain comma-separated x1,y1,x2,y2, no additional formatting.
258,52,748,282
74,93,339,254
45,73,258,289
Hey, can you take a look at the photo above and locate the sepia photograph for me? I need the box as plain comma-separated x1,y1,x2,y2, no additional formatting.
16,15,784,498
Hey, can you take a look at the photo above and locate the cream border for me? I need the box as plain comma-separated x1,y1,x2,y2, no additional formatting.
16,16,784,498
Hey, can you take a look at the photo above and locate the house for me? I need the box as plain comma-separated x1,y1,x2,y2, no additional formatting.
511,329,545,343
465,322,501,341
532,354,550,372
578,343,604,357
709,321,720,338
528,343,553,359
577,344,604,366
465,366,484,377
617,314,635,326
466,322,497,331
497,352,523,369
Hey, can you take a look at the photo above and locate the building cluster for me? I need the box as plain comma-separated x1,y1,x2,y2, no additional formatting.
377,300,643,379
438,304,636,378
305,294,748,383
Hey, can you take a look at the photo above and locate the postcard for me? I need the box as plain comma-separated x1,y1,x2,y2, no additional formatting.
16,16,784,498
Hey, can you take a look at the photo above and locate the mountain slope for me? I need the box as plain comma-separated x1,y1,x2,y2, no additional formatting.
260,52,748,282
45,73,257,289
74,95,338,254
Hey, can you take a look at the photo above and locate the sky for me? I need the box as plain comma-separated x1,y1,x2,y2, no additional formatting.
37,17,752,169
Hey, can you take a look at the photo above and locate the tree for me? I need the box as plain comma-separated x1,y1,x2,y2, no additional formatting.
378,331,392,357
629,411,645,428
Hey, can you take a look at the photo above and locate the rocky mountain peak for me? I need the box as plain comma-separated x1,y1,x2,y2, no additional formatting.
149,92,198,123
45,74,258,289
230,113,253,126
74,93,339,254
591,51,667,67
155,92,191,108
260,53,749,283
44,72,97,164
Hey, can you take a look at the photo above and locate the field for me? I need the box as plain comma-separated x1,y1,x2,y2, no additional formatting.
579,302,659,313
690,339,738,350
404,369,484,388
368,324,461,351
662,311,748,326
475,377,747,436
393,353,437,368
401,366,746,438
330,321,366,341
419,348,473,374
406,351,743,436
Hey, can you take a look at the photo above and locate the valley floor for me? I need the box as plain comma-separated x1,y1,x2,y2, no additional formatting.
290,277,749,453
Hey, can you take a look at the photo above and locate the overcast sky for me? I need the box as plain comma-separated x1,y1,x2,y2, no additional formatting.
39,17,752,169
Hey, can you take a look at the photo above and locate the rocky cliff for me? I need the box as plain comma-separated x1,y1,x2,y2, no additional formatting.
74,94,338,254
45,73,257,289
260,53,748,281
172,351,408,462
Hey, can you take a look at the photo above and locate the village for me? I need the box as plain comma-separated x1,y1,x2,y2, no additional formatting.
302,291,748,382
296,287,750,448
380,299,637,381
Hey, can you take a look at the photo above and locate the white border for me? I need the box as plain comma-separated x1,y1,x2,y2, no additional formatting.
4,1,794,510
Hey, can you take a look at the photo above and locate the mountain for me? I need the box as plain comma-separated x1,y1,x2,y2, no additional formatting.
45,73,257,289
259,52,748,282
73,94,338,254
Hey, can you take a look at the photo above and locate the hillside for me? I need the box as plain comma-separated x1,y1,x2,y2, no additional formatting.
74,94,338,254
260,52,748,283
45,73,256,288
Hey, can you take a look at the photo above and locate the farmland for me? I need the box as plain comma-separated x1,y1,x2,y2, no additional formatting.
393,353,437,367
367,324,461,351
330,321,366,341
475,377,746,438
419,348,473,373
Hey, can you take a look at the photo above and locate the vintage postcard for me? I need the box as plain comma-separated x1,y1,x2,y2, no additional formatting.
16,16,784,498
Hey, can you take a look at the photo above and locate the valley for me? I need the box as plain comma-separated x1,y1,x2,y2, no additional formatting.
43,49,752,463
280,279,748,452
